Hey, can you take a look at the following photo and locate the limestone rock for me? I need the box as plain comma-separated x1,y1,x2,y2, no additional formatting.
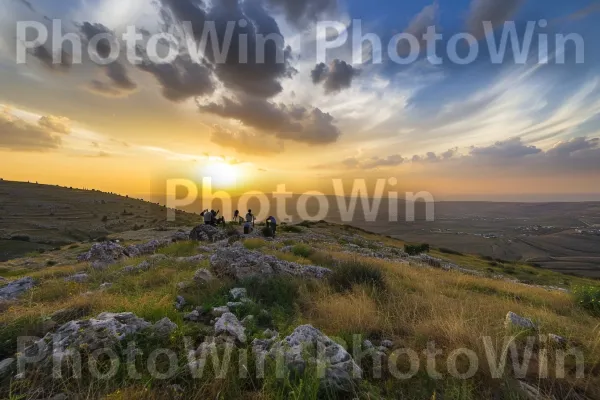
153,317,177,337
0,277,35,301
78,241,125,264
505,312,536,330
64,273,89,283
193,268,214,284
214,312,246,343
189,225,228,242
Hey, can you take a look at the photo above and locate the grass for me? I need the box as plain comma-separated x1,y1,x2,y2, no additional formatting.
2,223,600,399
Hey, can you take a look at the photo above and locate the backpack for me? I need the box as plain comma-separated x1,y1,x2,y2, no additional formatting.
204,212,212,222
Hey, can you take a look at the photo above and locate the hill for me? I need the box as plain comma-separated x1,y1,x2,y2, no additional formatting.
0,180,198,261
1,221,600,399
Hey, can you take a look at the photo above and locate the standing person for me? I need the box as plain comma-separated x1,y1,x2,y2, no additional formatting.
233,209,240,223
245,209,255,227
266,216,277,236
204,209,213,225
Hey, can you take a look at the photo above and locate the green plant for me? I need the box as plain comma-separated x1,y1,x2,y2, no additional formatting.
328,259,386,292
405,243,430,255
292,244,314,258
573,285,600,316
262,226,274,238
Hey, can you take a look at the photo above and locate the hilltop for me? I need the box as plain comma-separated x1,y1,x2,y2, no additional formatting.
1,219,600,399
0,180,198,261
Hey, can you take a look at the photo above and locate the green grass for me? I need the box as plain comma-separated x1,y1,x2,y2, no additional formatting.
292,244,314,258
573,285,600,316
243,238,268,250
328,258,386,293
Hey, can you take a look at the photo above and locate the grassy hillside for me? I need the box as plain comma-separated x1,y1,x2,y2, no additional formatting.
0,180,198,261
1,222,600,399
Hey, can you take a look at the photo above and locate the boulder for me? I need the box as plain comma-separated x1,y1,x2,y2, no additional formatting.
172,231,189,242
0,277,35,301
125,239,171,258
77,241,125,264
381,340,394,349
21,312,151,373
211,306,230,317
0,358,15,377
269,325,361,392
153,317,177,337
210,244,332,281
230,287,248,300
214,312,246,343
64,273,89,283
189,225,228,242
175,295,187,311
505,312,536,330
99,282,112,290
193,268,215,284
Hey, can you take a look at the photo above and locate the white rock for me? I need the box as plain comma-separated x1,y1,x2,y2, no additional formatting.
153,317,177,337
230,288,248,300
214,312,246,343
211,306,230,317
193,268,215,284
0,277,35,300
505,312,536,330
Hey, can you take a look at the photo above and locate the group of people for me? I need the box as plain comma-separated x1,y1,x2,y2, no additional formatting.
200,209,225,226
202,209,276,236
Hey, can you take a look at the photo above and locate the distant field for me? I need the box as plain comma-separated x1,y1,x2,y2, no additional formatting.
0,180,199,260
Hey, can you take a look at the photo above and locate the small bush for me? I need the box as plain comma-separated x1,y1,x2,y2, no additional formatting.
292,244,314,258
404,243,430,256
10,235,30,242
244,238,267,250
328,259,386,292
439,247,463,256
280,225,302,233
225,224,240,237
261,226,274,238
101,215,108,222
573,286,600,316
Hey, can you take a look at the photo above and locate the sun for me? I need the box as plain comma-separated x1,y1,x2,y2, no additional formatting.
201,161,241,188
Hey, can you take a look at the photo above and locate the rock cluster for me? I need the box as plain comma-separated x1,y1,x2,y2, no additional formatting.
189,225,228,242
210,244,332,281
0,277,35,301
77,241,125,264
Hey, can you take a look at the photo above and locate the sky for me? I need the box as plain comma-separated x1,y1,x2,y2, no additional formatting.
0,0,599,202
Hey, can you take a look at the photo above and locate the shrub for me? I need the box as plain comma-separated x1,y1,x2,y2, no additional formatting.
404,243,430,256
573,286,600,316
10,235,30,242
328,259,386,292
261,226,274,238
101,215,108,222
225,224,240,237
280,225,302,233
292,243,314,258
439,247,463,256
244,238,267,250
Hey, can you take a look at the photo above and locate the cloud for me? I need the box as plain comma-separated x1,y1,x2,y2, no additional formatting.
38,115,71,134
314,153,405,170
159,0,295,99
397,2,439,56
31,46,72,71
0,110,66,152
466,0,524,39
79,22,138,97
139,56,214,102
470,137,542,159
210,125,284,155
263,0,338,28
198,94,341,144
311,59,360,94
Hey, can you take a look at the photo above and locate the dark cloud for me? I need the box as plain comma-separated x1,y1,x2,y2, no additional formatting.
0,111,66,152
547,137,600,157
86,62,138,98
310,59,360,94
470,137,541,159
31,46,71,71
139,56,215,102
160,0,295,99
263,0,338,28
78,23,138,97
198,94,340,144
210,125,284,155
466,0,525,39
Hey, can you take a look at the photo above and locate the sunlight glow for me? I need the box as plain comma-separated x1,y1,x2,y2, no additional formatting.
201,161,241,188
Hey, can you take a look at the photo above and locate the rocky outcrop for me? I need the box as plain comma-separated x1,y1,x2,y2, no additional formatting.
153,317,177,338
0,277,35,301
171,231,189,242
177,255,205,264
268,325,361,392
189,225,228,242
210,244,332,281
193,268,215,284
125,239,171,258
77,241,125,264
505,312,536,330
214,312,246,343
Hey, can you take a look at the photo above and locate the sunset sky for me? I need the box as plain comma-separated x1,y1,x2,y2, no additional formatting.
1,0,599,201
